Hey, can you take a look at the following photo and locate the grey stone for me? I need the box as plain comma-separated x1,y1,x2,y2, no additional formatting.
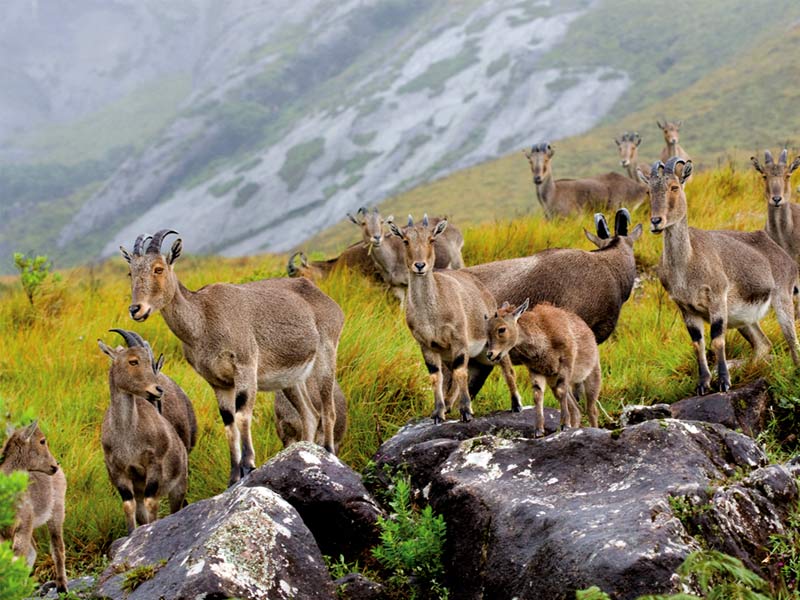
670,378,770,436
95,484,334,600
619,403,671,426
333,573,386,600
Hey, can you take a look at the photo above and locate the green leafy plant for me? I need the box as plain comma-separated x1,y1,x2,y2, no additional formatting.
372,476,448,599
120,560,166,593
765,501,800,597
0,471,35,600
576,586,612,600
12,253,59,306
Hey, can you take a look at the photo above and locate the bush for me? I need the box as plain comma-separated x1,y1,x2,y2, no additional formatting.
12,253,59,306
372,476,448,599
0,471,35,600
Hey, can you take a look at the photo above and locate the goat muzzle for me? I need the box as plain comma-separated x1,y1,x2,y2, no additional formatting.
130,304,151,321
533,176,542,184
772,196,783,207
650,217,664,233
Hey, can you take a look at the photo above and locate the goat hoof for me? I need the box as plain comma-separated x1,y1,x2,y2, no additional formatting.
460,410,473,423
432,414,444,425
323,444,334,453
511,399,522,413
560,424,570,432
534,429,544,438
718,380,731,393
240,465,255,478
695,382,711,396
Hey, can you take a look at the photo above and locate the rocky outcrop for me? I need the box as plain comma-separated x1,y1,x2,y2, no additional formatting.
244,442,383,562
95,484,334,600
370,413,797,600
368,407,561,495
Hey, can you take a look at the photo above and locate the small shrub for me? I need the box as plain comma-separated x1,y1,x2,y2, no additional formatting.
0,471,35,600
12,253,59,306
372,476,448,599
120,560,166,593
765,500,800,596
576,587,612,600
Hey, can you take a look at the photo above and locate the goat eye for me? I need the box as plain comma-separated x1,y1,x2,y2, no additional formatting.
129,359,139,366
498,327,506,334
40,438,46,445
670,186,679,192
403,240,409,245
154,267,164,275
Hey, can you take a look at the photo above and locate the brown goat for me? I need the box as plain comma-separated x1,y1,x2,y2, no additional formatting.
110,329,197,453
0,421,67,593
656,119,690,163
389,215,521,423
464,209,641,398
99,330,188,534
121,230,344,486
751,149,800,261
523,143,646,217
640,157,799,394
486,299,601,435
614,132,643,180
348,207,464,303
287,243,376,282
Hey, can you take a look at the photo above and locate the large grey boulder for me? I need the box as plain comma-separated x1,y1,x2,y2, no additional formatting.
670,378,770,436
368,407,560,495
375,417,795,600
244,442,383,561
95,485,334,600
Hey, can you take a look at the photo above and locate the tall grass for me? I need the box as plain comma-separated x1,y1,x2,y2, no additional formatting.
1,166,799,581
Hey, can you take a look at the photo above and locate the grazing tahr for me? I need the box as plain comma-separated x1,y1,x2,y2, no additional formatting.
348,207,464,303
286,244,375,282
639,157,800,394
614,132,643,180
522,143,646,217
110,329,197,453
656,119,690,163
389,215,521,423
464,208,641,397
99,330,188,534
121,230,344,485
0,421,68,593
486,299,601,436
751,149,800,262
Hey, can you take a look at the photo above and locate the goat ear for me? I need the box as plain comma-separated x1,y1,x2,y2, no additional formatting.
614,138,620,147
751,156,765,175
636,167,650,185
584,228,603,248
789,156,800,175
155,354,165,374
120,246,132,264
22,420,38,442
347,212,360,225
432,220,448,237
522,149,532,159
385,215,395,225
656,120,664,129
676,120,682,128
513,298,530,320
545,144,554,158
679,161,693,184
388,221,404,239
628,223,643,242
98,339,116,359
167,239,182,264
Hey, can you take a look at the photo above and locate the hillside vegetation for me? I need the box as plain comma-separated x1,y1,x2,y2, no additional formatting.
2,165,799,583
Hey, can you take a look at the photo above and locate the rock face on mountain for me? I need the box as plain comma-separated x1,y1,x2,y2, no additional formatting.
370,413,799,599
49,0,628,258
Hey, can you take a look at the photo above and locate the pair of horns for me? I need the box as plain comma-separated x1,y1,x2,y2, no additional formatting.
405,214,430,227
763,149,788,166
529,142,551,153
132,229,178,257
594,208,631,239
649,156,688,177
109,329,161,374
620,132,640,142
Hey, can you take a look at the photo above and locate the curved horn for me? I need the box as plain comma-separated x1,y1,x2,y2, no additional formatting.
779,149,788,165
664,156,686,175
287,252,301,275
650,161,665,178
765,150,774,165
358,206,367,215
109,328,146,348
594,213,610,239
372,206,379,214
300,252,309,267
132,234,151,256
614,208,631,237
407,214,414,227
422,213,429,227
146,229,178,254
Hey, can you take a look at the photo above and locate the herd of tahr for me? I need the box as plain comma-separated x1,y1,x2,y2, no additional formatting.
3,120,800,593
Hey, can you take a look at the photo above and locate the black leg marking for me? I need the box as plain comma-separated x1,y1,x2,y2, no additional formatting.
235,391,248,412
452,354,467,369
144,480,159,498
687,325,703,342
219,408,234,426
117,486,134,502
425,362,439,374
710,319,724,340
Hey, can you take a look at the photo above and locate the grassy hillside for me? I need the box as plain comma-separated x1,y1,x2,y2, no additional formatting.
2,166,799,583
308,19,800,254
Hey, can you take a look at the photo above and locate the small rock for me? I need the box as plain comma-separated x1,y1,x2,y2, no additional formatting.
244,442,383,562
619,403,671,426
333,573,386,600
96,485,334,599
35,576,95,599
670,378,769,436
